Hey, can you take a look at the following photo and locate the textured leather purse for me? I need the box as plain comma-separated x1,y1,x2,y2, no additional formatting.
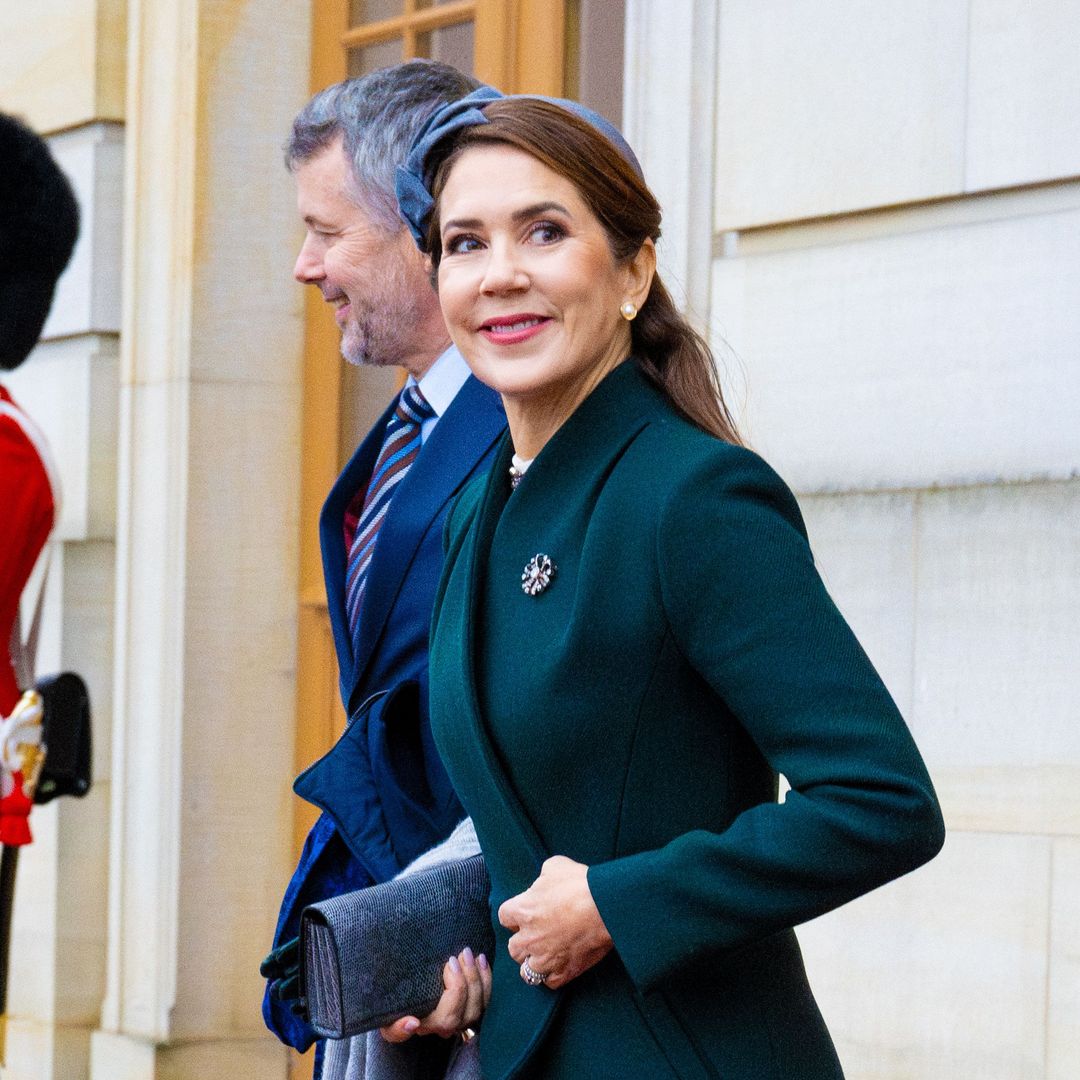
300,853,494,1038
32,672,92,804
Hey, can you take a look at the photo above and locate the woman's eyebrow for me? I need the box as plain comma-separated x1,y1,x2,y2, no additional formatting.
510,201,570,223
442,201,571,234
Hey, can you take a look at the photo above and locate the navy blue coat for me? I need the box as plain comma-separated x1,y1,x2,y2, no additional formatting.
264,371,505,1053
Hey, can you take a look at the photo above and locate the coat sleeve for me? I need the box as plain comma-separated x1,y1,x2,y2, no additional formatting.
587,445,944,995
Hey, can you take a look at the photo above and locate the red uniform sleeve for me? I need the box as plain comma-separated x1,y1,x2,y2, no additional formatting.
0,399,56,845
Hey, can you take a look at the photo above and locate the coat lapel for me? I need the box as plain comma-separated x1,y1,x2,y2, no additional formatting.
439,439,565,1079
460,434,551,869
451,362,663,874
350,375,505,702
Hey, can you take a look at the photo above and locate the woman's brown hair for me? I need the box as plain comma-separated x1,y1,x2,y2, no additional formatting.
425,98,742,445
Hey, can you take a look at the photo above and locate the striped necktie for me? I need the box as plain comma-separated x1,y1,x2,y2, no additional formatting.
345,383,435,641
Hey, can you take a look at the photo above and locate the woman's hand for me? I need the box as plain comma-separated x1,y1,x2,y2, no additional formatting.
498,856,613,990
379,947,492,1043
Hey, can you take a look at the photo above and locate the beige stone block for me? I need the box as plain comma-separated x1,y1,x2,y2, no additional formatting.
18,524,66,680
913,482,1080,834
3,1019,50,1080
61,540,117,773
6,335,119,542
161,1037,289,1080
3,1017,93,1080
623,0,718,321
42,123,125,340
10,536,111,768
90,1030,289,1080
90,1030,155,1079
5,1019,92,1080
167,378,299,1038
799,831,1050,1079
799,491,917,718
185,380,301,649
934,764,1080,837
0,0,125,133
967,0,1080,190
10,802,61,1020
55,1026,94,1080
711,194,1080,491
713,1,967,230
1049,838,1080,1079
188,1,309,387
54,784,111,1024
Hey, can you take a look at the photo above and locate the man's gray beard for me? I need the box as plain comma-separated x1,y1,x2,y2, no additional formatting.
340,322,393,368
340,338,380,367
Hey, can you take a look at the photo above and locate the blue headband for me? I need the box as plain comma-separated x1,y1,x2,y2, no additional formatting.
395,85,645,249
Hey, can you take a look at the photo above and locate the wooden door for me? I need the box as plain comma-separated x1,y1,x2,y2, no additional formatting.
295,0,569,836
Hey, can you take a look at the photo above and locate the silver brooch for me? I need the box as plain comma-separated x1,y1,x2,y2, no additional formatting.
521,554,556,596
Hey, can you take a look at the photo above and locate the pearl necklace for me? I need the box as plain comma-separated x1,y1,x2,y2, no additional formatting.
508,452,533,490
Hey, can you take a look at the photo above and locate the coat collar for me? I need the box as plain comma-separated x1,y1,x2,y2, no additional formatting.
494,358,665,509
321,374,506,703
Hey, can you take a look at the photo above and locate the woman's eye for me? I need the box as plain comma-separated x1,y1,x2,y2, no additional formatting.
528,222,564,244
445,234,482,255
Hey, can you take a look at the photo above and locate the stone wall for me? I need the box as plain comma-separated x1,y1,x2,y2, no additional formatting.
628,2,1079,1077
1,1,311,1076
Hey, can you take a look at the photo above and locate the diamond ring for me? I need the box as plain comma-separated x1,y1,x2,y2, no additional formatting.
520,957,548,986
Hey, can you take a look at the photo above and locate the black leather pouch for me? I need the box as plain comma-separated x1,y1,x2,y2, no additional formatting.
33,672,92,804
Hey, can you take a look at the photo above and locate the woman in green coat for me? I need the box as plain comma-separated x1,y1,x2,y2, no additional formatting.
386,90,945,1079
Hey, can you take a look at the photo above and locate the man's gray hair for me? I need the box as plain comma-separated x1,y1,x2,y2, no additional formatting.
286,59,480,232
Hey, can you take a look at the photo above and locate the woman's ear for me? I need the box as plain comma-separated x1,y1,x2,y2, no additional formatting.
626,238,657,309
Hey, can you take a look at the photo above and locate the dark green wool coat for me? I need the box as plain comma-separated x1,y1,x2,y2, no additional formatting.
429,360,944,1080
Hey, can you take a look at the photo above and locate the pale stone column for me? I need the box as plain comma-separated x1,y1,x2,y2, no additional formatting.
89,1,311,1076
622,0,719,326
1,3,126,1074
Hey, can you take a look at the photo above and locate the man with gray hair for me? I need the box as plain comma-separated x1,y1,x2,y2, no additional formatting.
260,61,505,1076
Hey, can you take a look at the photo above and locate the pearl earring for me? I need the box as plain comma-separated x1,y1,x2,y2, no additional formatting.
620,301,638,321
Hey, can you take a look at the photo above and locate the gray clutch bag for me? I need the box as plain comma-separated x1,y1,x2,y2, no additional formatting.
300,854,494,1038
